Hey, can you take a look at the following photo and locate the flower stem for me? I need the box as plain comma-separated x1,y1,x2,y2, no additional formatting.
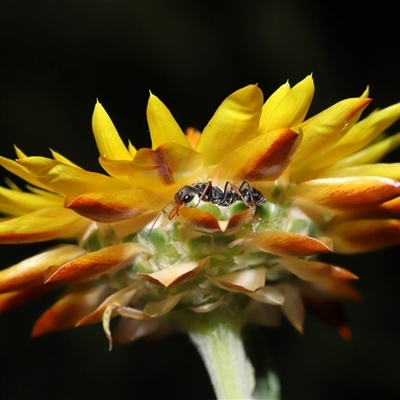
186,304,255,399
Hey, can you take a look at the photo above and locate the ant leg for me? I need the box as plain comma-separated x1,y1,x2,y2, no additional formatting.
194,181,213,207
228,181,258,234
148,200,173,236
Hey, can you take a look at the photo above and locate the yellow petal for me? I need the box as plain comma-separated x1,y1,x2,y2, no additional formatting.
291,98,371,179
195,85,263,167
249,231,332,256
17,157,130,196
214,128,301,182
324,131,400,173
259,75,314,132
65,189,164,223
318,163,400,179
0,185,62,216
147,93,190,149
0,207,83,244
131,143,204,188
312,102,400,172
98,157,134,181
45,242,147,283
209,268,266,293
0,156,50,191
31,284,110,337
0,245,87,292
92,101,132,160
326,218,400,253
50,149,82,169
290,177,400,210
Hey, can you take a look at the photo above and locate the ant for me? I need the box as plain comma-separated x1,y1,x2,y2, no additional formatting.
149,181,265,234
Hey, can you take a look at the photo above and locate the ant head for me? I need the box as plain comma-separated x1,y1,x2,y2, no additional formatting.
174,186,196,205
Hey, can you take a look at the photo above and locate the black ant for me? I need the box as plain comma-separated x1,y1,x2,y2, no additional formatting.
149,181,265,234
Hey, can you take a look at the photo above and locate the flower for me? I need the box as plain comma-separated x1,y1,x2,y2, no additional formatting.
1,75,400,399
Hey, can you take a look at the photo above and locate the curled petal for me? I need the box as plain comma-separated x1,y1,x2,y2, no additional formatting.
76,281,143,326
209,268,266,293
248,231,332,256
259,75,314,132
138,259,210,287
275,257,358,283
177,207,224,234
326,218,400,254
31,284,111,337
0,207,84,244
224,209,252,232
290,177,400,210
65,189,164,223
147,93,190,149
17,157,130,196
92,101,133,160
195,85,263,167
117,294,182,320
45,243,147,283
0,245,87,292
247,285,284,305
214,128,301,182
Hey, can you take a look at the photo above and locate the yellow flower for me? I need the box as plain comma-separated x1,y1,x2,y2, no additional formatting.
1,75,400,399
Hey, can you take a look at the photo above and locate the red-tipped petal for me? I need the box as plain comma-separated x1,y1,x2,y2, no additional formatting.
290,177,400,210
65,189,164,223
214,128,301,181
248,231,333,256
326,218,400,254
0,245,87,292
0,207,84,244
276,257,358,283
31,285,110,337
76,282,142,326
0,284,59,314
177,207,224,234
45,243,147,283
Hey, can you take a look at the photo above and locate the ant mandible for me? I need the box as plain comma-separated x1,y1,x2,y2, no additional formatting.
149,181,265,234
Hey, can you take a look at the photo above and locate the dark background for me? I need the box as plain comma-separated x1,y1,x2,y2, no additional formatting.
1,2,400,399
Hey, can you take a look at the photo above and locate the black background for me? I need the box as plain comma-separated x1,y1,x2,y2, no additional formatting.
1,2,400,399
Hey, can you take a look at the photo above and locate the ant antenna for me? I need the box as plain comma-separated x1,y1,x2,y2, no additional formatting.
147,200,173,236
